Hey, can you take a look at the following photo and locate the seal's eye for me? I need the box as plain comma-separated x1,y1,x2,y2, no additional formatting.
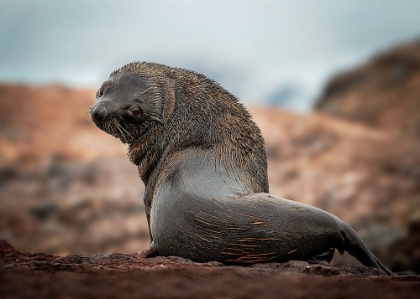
129,106,142,118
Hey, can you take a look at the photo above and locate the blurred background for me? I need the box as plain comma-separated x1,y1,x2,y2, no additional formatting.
0,0,419,273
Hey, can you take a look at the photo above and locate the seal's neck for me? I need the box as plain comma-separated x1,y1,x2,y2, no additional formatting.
128,125,166,184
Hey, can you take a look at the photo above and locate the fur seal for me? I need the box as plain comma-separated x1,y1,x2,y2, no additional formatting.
90,62,393,275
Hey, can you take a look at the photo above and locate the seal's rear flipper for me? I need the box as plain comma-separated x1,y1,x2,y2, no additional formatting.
306,248,335,264
340,226,394,275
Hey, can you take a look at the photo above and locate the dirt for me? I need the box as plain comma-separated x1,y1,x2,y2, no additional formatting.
1,240,419,299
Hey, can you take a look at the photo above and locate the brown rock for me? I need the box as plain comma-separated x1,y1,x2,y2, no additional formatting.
315,39,420,138
0,240,15,253
0,84,148,255
383,219,420,273
1,240,419,299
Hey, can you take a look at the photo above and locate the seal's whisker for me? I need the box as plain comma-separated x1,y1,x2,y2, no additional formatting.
105,121,113,135
112,119,128,143
116,121,134,140
86,107,95,126
109,121,118,135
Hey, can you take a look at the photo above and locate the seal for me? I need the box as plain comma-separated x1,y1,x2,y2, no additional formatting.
90,62,393,275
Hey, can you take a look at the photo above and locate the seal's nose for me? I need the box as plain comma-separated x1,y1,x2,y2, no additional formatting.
91,104,108,123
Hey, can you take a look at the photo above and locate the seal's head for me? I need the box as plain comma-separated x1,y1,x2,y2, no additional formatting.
90,68,164,144
90,62,268,190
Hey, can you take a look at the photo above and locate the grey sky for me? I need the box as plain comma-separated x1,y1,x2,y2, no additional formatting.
1,0,419,110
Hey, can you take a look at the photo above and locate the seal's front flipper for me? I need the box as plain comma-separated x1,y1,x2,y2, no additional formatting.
137,248,158,259
305,248,335,264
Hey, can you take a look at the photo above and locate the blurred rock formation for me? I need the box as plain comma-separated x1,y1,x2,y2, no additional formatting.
0,84,148,255
314,39,420,272
316,39,420,139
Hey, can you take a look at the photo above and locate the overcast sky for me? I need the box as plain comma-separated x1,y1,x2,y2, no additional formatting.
1,0,419,110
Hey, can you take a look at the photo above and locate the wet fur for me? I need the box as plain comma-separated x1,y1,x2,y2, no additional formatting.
90,62,393,275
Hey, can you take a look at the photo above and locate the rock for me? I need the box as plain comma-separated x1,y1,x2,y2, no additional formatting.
0,83,148,255
53,254,90,264
315,39,420,139
1,240,419,299
382,219,420,274
0,240,15,253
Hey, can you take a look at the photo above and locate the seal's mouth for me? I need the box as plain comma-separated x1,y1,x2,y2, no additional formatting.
88,110,156,145
87,107,129,143
99,118,141,144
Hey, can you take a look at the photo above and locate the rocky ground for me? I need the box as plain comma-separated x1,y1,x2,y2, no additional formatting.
1,240,419,299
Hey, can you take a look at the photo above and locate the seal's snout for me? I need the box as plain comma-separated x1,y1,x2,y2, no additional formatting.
92,99,118,124
91,104,108,123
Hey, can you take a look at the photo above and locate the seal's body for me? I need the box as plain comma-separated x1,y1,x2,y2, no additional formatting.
90,62,393,274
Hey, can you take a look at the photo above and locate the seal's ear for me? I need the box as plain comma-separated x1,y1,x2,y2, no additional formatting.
131,85,164,124
159,82,176,123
